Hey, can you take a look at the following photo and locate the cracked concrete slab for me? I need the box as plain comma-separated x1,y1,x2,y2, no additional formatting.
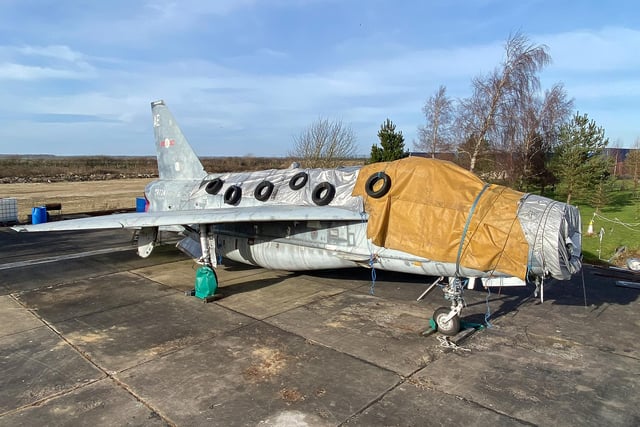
50,293,254,373
0,379,168,426
267,291,442,376
0,326,103,414
0,296,42,338
14,271,176,323
116,322,400,426
411,332,640,426
346,380,529,426
217,275,347,319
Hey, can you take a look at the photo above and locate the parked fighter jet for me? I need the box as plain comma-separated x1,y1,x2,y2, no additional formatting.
13,100,583,335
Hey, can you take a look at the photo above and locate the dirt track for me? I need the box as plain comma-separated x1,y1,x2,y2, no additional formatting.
0,179,153,221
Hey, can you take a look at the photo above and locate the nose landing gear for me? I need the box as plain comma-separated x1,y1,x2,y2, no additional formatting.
418,276,466,336
433,306,461,336
433,277,465,335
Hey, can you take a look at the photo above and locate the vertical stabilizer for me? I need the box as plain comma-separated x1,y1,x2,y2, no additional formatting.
151,100,207,180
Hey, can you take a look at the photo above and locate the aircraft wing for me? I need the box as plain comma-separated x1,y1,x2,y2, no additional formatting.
11,206,366,232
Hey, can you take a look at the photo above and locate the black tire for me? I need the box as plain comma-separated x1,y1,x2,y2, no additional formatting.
312,182,336,206
254,180,274,202
289,172,308,190
365,172,391,198
224,185,242,205
433,307,461,336
205,178,224,195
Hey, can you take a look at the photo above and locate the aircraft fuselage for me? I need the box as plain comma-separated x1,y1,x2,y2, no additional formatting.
145,178,504,280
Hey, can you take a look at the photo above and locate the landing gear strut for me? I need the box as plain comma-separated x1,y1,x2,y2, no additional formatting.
189,224,220,302
433,277,465,335
418,276,465,336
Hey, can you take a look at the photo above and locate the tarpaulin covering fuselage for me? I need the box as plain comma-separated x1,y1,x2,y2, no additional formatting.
353,157,581,281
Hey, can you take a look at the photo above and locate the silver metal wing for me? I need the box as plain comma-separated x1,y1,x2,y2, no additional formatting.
12,206,365,232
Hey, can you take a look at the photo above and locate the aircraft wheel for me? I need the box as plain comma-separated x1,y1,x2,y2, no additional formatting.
433,307,460,336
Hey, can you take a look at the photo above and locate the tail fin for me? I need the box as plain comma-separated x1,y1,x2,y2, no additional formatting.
151,100,207,180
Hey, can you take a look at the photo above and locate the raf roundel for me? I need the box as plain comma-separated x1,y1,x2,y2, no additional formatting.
161,138,175,148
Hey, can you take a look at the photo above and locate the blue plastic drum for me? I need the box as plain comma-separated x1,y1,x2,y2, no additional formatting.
136,197,146,212
32,206,47,224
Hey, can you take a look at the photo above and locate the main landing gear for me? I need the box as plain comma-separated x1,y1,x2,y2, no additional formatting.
188,224,221,302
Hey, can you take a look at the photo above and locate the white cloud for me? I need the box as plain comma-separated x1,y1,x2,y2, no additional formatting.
0,62,92,80
16,45,85,63
540,27,640,72
0,44,97,81
564,79,640,100
144,0,259,17
255,47,289,58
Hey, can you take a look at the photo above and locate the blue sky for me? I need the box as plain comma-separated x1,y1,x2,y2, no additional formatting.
0,0,638,157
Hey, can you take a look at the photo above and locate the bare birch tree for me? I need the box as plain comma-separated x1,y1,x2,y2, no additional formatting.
289,117,357,168
416,85,454,158
457,32,551,173
509,83,573,190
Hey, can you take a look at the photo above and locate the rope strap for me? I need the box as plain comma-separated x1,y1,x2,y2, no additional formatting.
455,183,490,277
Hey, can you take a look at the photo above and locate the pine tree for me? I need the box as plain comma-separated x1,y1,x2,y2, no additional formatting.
370,119,406,163
550,112,611,205
624,140,640,194
591,178,613,213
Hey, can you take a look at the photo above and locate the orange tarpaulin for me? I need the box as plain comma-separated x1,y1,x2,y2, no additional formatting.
352,157,530,280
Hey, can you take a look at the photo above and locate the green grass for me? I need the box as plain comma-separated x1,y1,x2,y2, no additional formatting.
569,181,640,265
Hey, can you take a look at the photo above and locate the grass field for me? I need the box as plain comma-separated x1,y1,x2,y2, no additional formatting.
0,179,153,222
571,183,640,265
